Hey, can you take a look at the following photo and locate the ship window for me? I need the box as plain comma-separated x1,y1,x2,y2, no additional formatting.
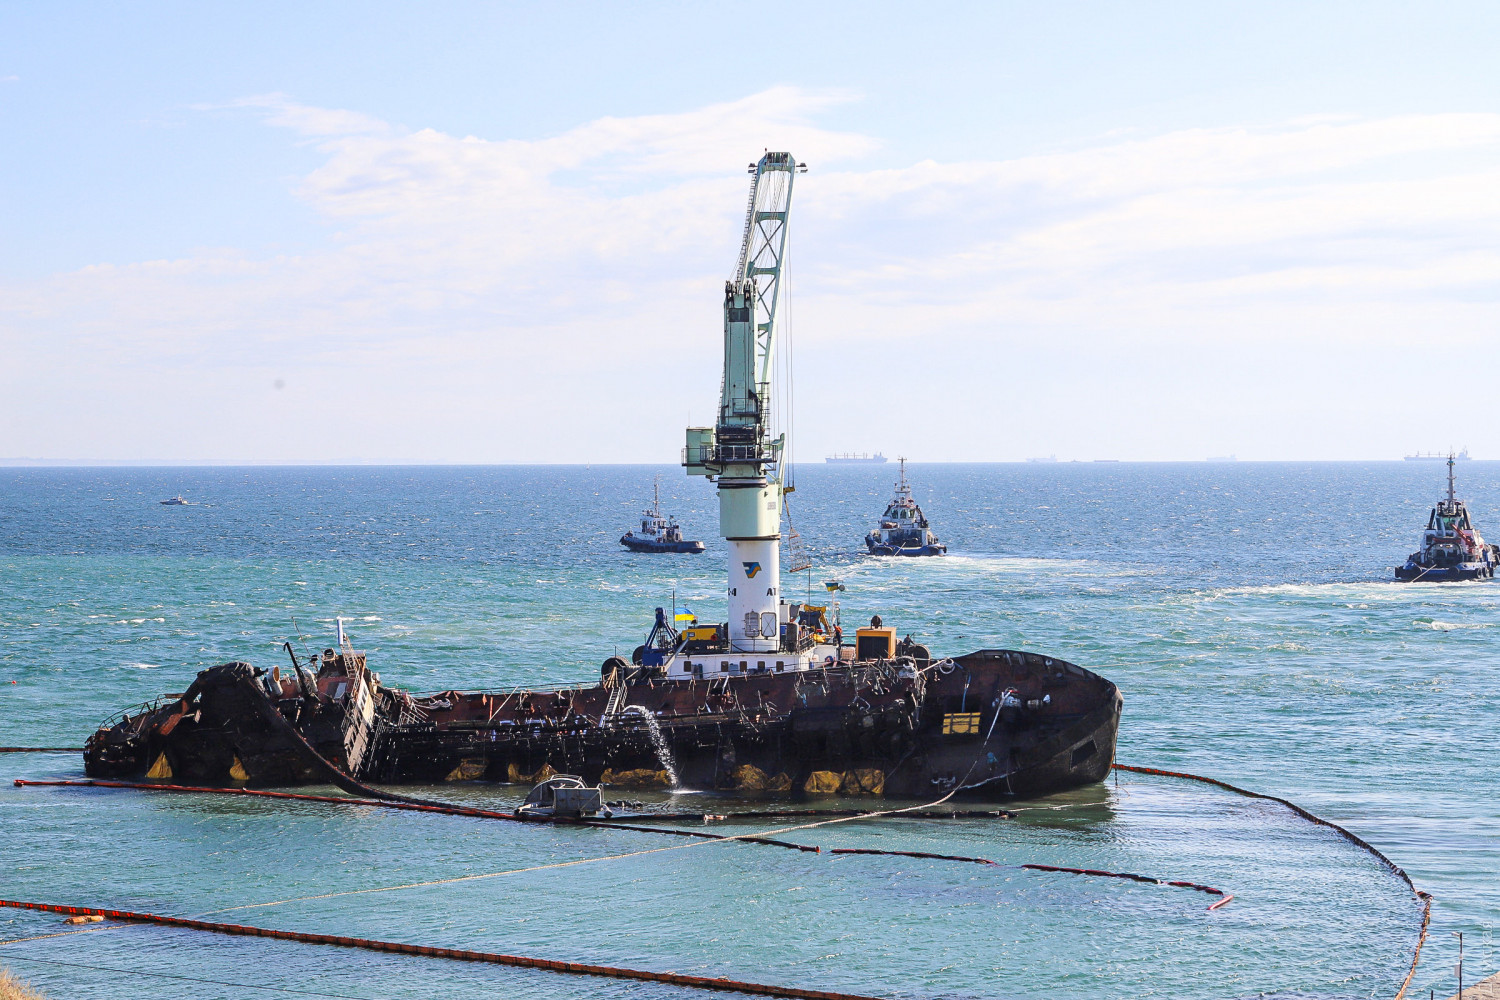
776,661,784,671
739,660,747,671
757,661,765,671
720,661,729,672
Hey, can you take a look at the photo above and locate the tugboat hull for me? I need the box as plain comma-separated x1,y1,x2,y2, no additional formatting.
620,535,706,554
866,540,947,557
86,648,1121,802
1394,562,1493,582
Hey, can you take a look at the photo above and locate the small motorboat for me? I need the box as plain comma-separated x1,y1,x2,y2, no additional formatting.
1395,453,1498,581
865,459,945,556
621,480,705,553
517,775,612,818
160,496,189,506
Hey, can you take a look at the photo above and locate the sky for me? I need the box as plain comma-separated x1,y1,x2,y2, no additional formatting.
2,2,1499,464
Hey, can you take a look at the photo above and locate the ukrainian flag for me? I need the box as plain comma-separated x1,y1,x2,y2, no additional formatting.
674,607,697,623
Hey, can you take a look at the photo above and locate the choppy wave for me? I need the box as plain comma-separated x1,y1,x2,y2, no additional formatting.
1414,618,1493,631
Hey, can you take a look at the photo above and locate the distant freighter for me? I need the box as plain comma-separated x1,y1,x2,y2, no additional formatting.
1407,449,1471,462
826,452,887,464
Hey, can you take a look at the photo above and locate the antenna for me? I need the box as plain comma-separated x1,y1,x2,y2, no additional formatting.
291,615,316,662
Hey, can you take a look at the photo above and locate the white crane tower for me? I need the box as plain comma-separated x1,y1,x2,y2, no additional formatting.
684,152,805,653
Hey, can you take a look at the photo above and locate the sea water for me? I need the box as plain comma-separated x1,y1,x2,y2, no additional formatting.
1,461,1495,998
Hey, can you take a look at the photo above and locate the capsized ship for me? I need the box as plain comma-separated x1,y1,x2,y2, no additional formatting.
84,153,1120,801
1395,453,1498,581
865,458,945,556
620,480,705,554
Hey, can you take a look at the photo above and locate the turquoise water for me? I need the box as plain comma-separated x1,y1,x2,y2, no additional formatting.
1,462,1495,998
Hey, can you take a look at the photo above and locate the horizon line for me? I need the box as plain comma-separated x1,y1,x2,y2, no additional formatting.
0,457,1484,468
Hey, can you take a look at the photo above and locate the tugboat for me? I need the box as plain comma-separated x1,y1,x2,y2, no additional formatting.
83,153,1120,802
865,459,946,556
1395,453,1498,581
620,481,705,554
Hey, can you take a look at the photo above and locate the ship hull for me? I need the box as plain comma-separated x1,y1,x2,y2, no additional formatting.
85,649,1121,802
1395,562,1493,582
620,535,706,553
866,542,946,557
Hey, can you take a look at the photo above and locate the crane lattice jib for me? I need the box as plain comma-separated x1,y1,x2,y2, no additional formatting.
740,152,796,388
721,153,799,435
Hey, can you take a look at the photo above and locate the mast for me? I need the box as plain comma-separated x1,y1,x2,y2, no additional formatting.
1448,452,1457,504
684,152,805,653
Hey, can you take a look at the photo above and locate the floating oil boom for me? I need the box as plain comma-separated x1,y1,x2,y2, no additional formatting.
84,153,1121,801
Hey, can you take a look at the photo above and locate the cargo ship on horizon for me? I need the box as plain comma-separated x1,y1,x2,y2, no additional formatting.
1406,449,1471,461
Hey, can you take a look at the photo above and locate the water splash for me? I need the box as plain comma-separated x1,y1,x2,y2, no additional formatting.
621,705,679,787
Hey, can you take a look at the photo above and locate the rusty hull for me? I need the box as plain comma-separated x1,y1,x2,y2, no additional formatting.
86,649,1121,801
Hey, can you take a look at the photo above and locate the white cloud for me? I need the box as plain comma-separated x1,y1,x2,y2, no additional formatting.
4,92,1499,461
223,93,393,137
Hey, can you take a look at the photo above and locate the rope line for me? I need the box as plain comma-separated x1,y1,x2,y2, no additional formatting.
1113,763,1431,997
0,899,884,1000
198,837,758,915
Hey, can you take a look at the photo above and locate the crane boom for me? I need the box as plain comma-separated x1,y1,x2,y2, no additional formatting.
736,152,796,387
684,152,804,653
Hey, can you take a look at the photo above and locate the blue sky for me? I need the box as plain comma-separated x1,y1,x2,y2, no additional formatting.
3,2,1499,462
